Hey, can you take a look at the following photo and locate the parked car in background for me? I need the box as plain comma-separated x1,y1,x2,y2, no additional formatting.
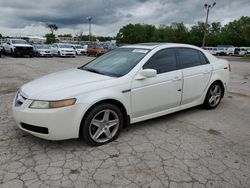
3,39,33,57
33,44,53,57
203,47,217,55
87,44,107,56
13,43,230,146
0,41,3,58
51,43,76,57
246,47,250,55
235,47,248,56
217,47,227,56
226,47,236,56
72,45,87,55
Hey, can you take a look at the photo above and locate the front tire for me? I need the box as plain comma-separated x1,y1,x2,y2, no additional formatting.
203,82,223,109
81,103,123,146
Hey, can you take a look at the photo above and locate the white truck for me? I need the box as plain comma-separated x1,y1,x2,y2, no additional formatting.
3,39,33,57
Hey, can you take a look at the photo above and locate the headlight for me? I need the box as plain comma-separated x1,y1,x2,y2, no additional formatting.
29,98,76,109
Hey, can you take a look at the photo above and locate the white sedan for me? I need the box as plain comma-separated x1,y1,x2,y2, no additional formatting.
13,43,230,146
51,43,76,57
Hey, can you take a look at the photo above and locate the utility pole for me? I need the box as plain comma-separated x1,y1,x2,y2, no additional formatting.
202,2,216,47
86,16,92,43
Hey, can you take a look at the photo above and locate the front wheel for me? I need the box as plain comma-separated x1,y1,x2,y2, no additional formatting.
81,103,123,146
203,82,223,109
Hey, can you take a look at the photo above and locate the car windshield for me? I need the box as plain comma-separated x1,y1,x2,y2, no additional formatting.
35,45,50,49
58,44,72,48
80,48,149,77
12,40,28,44
74,46,83,49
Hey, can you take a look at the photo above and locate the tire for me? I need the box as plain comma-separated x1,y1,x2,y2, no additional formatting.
58,51,61,57
81,103,123,146
203,82,224,109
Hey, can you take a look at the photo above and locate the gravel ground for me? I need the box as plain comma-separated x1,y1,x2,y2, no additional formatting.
0,56,250,188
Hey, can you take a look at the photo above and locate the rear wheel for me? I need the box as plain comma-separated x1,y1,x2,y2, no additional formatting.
203,82,223,109
81,103,123,146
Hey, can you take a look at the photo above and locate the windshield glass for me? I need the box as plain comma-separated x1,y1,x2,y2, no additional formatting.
74,46,84,49
81,48,149,77
59,44,72,48
12,40,28,44
35,45,51,49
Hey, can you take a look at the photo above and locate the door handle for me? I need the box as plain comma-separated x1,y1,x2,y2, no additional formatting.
171,76,181,82
203,70,210,74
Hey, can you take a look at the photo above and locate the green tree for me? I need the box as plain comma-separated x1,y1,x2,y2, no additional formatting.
189,22,206,46
45,33,56,44
47,24,58,35
221,16,250,46
116,23,156,44
46,24,58,44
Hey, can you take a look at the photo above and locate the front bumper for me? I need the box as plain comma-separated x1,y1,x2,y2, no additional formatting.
38,52,53,57
13,96,86,140
60,52,75,56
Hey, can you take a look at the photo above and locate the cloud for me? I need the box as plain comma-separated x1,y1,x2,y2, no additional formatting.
0,0,249,37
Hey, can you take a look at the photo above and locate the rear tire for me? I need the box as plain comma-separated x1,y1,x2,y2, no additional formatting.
81,103,123,146
203,82,223,109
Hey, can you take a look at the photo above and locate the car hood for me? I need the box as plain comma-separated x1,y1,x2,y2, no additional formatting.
60,48,74,51
37,49,51,52
13,44,32,47
21,68,114,100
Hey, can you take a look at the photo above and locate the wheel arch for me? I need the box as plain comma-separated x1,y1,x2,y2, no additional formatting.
208,79,225,98
79,98,130,138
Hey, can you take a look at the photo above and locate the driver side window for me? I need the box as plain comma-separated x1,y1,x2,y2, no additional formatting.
143,48,177,74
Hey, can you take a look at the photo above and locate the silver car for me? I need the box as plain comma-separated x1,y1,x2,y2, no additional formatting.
33,44,53,57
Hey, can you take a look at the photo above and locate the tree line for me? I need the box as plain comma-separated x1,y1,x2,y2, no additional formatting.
116,16,250,47
1,16,249,47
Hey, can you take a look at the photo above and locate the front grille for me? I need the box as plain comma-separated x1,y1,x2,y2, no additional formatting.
21,123,49,134
15,47,33,53
15,92,27,107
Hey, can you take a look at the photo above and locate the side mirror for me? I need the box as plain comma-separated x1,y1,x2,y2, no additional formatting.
135,69,157,80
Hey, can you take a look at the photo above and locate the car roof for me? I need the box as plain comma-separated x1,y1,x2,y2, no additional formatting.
120,43,202,50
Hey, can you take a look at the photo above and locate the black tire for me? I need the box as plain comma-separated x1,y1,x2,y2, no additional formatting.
81,103,123,146
203,82,224,109
58,51,61,57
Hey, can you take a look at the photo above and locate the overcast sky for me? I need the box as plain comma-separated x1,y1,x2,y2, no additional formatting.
0,0,249,37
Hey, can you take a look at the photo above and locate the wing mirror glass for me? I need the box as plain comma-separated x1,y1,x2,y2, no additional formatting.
135,69,157,80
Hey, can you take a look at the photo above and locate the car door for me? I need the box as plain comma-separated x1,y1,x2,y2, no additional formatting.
176,48,212,105
131,48,182,119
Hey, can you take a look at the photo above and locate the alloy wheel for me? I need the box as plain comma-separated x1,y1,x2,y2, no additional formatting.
89,109,119,143
208,85,222,107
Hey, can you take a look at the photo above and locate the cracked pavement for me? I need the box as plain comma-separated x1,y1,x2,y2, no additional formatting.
0,56,250,187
